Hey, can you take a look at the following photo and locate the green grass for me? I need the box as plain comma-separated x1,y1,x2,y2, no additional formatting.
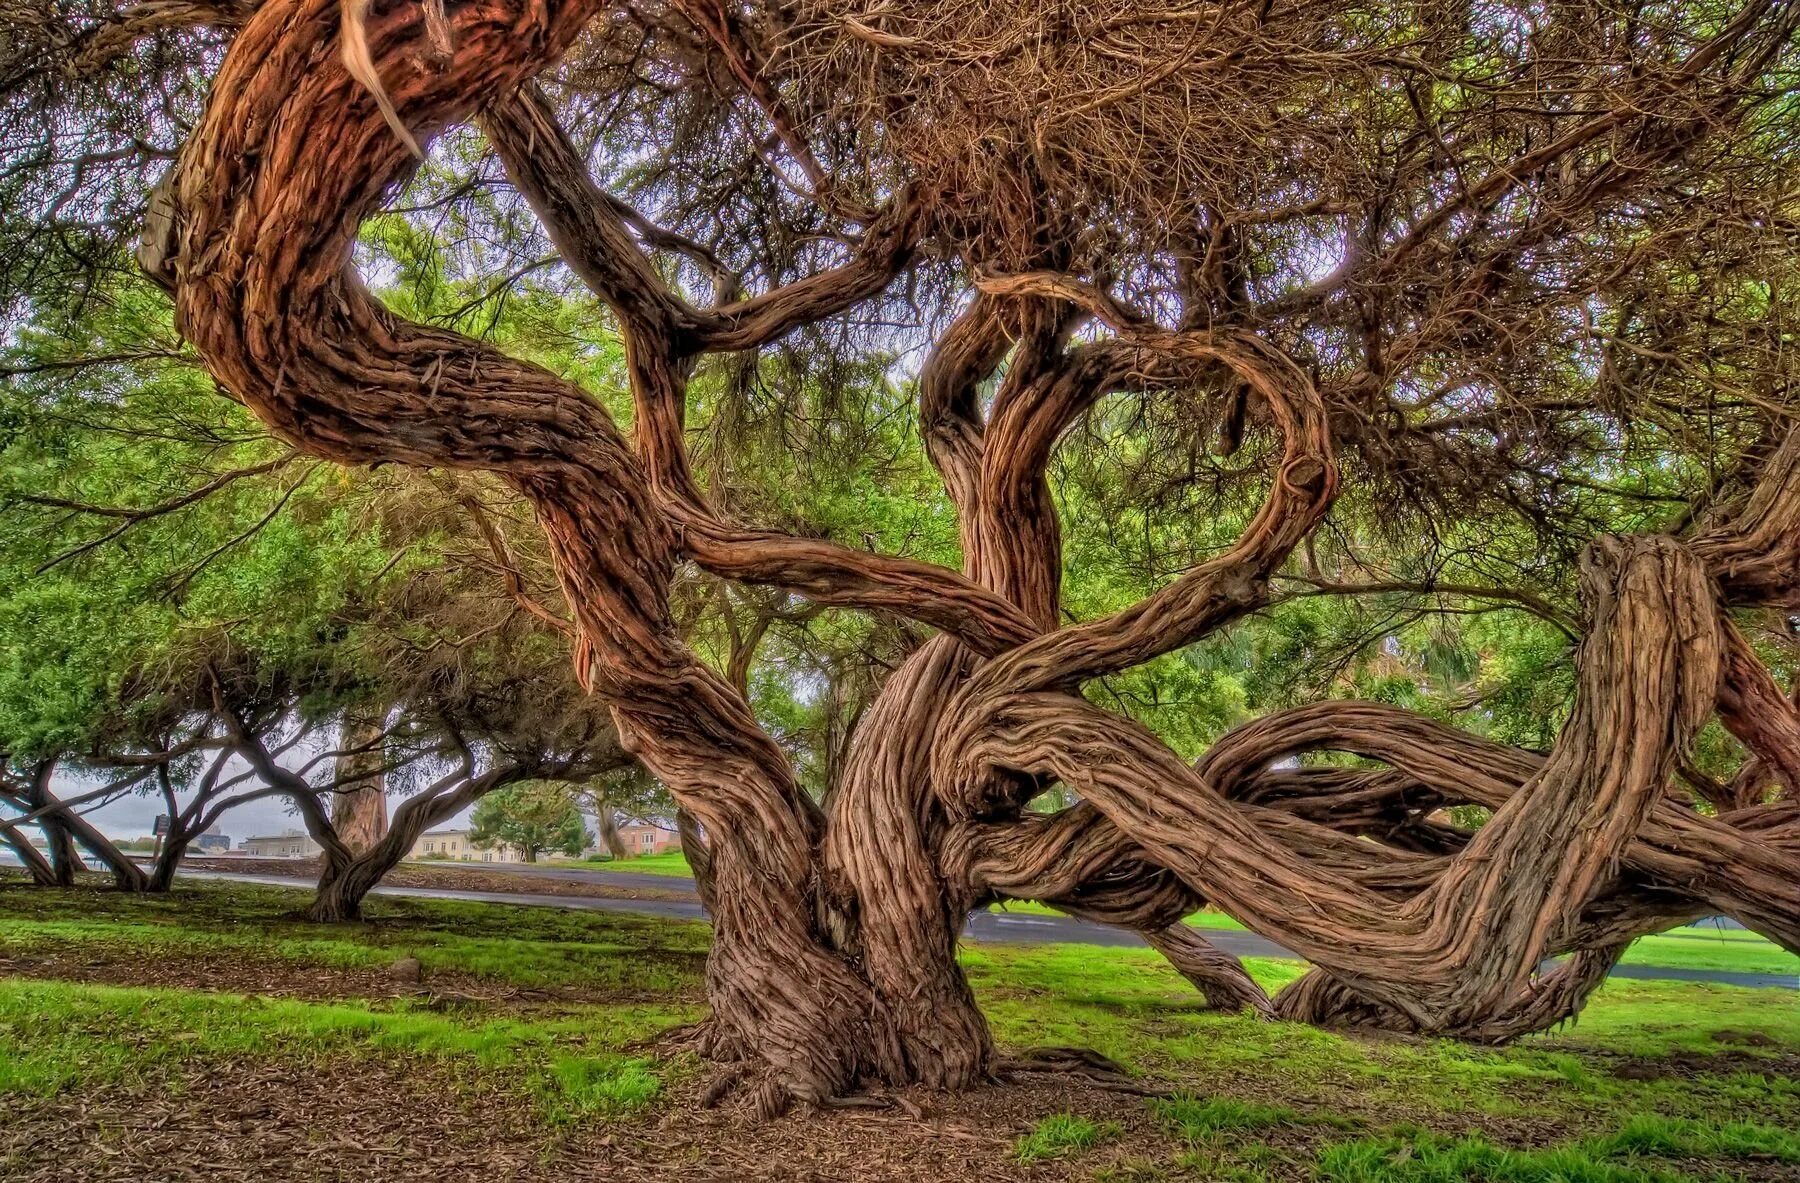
557,851,694,877
0,882,709,994
1615,930,1799,975
1584,1113,1800,1163
959,936,1799,1132
1014,1113,1121,1161
544,1053,663,1121
1,878,1795,1160
1151,1094,1313,1139
1317,1130,1694,1183
0,976,690,1120
1314,1117,1800,1183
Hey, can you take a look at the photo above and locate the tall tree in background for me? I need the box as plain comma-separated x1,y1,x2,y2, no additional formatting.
5,0,1800,1115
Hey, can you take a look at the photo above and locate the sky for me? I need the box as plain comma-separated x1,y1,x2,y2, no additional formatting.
30,730,478,845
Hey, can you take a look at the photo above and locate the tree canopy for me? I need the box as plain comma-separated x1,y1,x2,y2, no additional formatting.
1,0,1796,1118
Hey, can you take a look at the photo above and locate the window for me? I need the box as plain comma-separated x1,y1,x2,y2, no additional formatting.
424,841,434,853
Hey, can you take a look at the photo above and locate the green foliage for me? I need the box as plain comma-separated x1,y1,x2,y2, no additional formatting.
1151,1095,1309,1139
469,783,593,862
1315,1130,1694,1183
1014,1113,1121,1161
0,279,421,758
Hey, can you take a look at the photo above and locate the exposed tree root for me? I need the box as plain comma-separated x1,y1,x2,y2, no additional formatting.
997,1047,1167,1096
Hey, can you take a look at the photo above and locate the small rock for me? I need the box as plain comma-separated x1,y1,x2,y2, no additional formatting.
388,955,423,984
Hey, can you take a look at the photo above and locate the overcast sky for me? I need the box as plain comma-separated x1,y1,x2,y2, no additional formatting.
27,730,478,845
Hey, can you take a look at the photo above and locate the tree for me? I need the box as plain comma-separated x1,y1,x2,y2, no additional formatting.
568,763,676,860
8,0,1800,1117
0,264,633,910
468,782,591,864
331,708,389,856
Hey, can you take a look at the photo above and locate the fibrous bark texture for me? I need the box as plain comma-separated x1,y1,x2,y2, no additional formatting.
331,710,389,856
145,0,1800,1111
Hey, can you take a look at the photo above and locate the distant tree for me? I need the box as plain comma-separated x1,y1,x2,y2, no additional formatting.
469,783,591,864
0,280,632,907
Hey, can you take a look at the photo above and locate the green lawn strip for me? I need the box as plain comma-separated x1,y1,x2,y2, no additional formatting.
1015,1113,1123,1162
1663,923,1786,943
12,878,1789,975
1584,1113,1800,1162
964,940,1798,1130
1316,1129,1697,1183
0,977,688,1123
1313,1113,1800,1183
1530,976,1800,1055
554,852,694,877
1152,1094,1353,1138
0,884,709,994
1616,932,1798,976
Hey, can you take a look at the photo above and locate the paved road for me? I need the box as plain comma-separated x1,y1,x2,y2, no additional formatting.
177,867,1800,991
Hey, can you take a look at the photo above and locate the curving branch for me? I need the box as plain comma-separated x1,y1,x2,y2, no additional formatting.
1713,618,1800,804
937,537,1726,1032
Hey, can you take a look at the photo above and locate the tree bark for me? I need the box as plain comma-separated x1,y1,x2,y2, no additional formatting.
331,709,389,855
825,637,994,1089
597,808,627,859
308,765,525,922
1142,924,1276,1018
0,820,58,885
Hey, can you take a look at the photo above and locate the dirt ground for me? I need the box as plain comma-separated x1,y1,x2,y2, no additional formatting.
1,1057,1166,1183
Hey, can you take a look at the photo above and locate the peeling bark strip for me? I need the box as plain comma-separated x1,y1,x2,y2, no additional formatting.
151,0,1800,1110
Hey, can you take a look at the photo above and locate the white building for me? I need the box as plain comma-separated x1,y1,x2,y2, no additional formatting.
240,830,321,858
410,828,522,862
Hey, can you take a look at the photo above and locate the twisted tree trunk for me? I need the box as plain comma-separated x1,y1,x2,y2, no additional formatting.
0,820,58,885
307,764,528,922
147,0,1800,1108
597,808,628,860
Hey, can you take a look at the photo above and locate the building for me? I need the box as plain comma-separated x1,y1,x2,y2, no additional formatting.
240,831,321,858
616,823,680,856
195,830,232,853
409,828,523,863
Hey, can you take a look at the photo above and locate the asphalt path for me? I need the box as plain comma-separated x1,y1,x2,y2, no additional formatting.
174,866,1800,991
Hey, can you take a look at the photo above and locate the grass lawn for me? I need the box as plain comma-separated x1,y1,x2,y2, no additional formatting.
557,850,695,876
1,878,1795,1181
